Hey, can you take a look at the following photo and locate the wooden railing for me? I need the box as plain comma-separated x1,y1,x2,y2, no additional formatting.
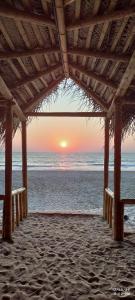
11,187,26,232
104,188,114,228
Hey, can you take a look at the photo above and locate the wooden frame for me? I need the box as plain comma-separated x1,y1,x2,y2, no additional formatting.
0,47,60,60
0,3,56,28
26,112,106,117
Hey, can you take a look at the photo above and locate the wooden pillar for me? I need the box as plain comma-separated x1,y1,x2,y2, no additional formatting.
22,121,28,217
3,104,13,240
103,118,109,218
113,101,124,241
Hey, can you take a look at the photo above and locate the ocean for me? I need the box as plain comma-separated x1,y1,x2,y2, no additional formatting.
0,152,135,228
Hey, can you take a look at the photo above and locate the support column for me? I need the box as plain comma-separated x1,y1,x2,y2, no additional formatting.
3,104,13,240
113,101,124,241
22,121,28,217
103,118,110,219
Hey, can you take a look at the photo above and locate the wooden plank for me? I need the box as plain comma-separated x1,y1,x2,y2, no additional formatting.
22,122,28,217
3,104,13,241
121,199,135,205
70,75,108,111
26,112,106,117
70,63,117,90
15,194,19,226
55,0,69,77
25,76,64,112
103,118,110,218
0,3,56,28
67,6,135,30
0,47,60,60
9,64,62,90
113,101,124,241
68,48,129,62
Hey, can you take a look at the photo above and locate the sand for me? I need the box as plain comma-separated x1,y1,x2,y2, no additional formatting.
0,214,135,300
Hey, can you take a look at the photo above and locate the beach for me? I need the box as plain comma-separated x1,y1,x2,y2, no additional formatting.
0,214,135,299
0,169,135,229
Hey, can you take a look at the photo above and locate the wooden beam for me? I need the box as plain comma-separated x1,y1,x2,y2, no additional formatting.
0,76,26,121
9,64,62,90
68,48,129,63
0,3,56,28
67,6,135,30
121,199,135,205
70,75,108,111
108,50,135,117
22,121,28,217
0,47,60,60
25,76,64,112
3,104,13,241
113,101,124,241
26,112,106,117
103,118,110,219
70,63,117,90
55,0,69,77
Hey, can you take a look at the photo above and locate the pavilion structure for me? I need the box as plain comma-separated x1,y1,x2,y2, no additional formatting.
0,0,135,241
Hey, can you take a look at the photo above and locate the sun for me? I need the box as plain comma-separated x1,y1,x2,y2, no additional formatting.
59,140,68,148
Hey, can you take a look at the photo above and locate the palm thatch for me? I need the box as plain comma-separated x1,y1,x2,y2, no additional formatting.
0,0,135,139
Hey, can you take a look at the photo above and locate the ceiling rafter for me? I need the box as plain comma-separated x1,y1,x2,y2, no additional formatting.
0,76,25,121
72,0,81,74
70,74,108,111
68,48,129,63
0,3,56,28
0,48,60,60
9,64,62,90
67,6,135,30
70,63,117,90
25,76,64,112
55,0,69,77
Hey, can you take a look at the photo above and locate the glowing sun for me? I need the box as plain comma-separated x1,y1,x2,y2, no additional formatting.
59,140,68,148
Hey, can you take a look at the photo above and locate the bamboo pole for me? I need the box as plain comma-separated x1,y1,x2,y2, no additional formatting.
103,118,110,218
113,101,124,241
22,121,28,217
3,104,13,240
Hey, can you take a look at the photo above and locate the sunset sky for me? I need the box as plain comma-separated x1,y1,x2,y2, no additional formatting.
13,84,135,153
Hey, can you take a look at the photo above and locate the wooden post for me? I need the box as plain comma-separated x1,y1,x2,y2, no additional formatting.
22,121,28,217
103,118,109,218
15,194,19,226
113,101,124,241
3,104,13,240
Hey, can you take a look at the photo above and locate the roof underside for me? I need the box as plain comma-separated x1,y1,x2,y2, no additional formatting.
0,0,135,127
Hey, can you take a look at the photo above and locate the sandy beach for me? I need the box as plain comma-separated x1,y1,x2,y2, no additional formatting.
0,214,135,299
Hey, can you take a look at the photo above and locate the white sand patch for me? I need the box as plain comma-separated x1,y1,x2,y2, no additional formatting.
0,214,135,300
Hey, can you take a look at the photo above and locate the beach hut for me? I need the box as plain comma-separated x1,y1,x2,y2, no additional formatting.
0,0,135,242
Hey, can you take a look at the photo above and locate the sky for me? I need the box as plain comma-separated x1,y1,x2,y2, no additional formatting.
13,81,135,153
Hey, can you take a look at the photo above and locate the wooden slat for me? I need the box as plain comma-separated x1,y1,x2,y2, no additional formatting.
67,6,135,30
55,0,69,77
9,64,62,90
70,75,108,111
12,187,26,196
0,3,56,28
70,63,117,90
68,48,129,62
122,199,135,205
103,119,110,218
0,47,60,60
25,76,64,112
26,112,106,117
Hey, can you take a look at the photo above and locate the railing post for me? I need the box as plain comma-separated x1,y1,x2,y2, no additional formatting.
3,103,13,241
22,121,28,217
113,101,124,241
15,194,19,226
103,118,109,218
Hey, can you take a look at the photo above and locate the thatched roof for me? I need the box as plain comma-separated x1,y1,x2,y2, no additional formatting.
0,0,135,135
